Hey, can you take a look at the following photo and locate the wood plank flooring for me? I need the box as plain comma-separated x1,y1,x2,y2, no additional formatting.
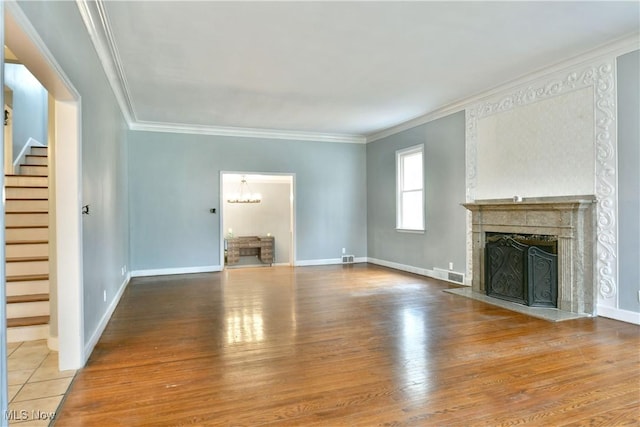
54,264,640,426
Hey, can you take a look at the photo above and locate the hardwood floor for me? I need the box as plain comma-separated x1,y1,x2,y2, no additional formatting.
54,264,639,426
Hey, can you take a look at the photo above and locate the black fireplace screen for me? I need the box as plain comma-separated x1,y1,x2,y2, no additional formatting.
485,234,558,307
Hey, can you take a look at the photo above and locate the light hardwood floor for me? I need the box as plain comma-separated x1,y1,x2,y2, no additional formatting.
54,264,639,426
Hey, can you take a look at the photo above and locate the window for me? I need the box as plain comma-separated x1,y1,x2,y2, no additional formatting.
396,144,424,231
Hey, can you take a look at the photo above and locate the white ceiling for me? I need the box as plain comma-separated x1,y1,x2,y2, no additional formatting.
83,1,639,142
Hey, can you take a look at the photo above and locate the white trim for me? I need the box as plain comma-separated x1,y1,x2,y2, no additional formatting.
130,121,366,144
55,99,84,371
295,257,367,267
75,0,134,123
396,144,425,231
83,274,130,361
130,265,223,278
47,335,59,352
13,137,44,171
367,257,432,277
597,305,640,325
367,257,470,286
366,32,639,143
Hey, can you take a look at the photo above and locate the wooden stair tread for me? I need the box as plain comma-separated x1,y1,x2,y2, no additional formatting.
6,240,48,245
25,154,48,158
6,198,48,201
6,256,48,262
5,211,48,214
7,293,49,304
6,274,49,282
5,174,49,178
6,225,48,229
5,185,48,189
7,315,49,328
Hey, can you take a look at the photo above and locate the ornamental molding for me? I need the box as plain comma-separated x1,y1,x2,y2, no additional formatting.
465,59,618,305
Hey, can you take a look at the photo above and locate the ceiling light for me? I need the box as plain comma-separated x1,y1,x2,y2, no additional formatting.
227,176,261,204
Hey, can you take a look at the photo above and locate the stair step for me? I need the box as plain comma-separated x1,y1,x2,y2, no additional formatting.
6,273,49,282
5,175,48,187
7,279,49,297
6,186,49,199
6,257,49,276
6,199,48,213
7,323,49,342
24,154,48,166
6,300,49,318
6,240,49,258
6,212,48,227
30,146,48,156
20,165,48,176
6,226,49,241
7,315,50,328
7,293,49,304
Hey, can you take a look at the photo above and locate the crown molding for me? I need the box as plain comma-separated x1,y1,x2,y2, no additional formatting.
76,0,135,123
366,32,640,143
129,121,367,144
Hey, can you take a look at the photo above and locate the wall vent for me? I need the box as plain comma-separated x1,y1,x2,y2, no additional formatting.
433,267,465,284
342,255,354,264
448,272,465,284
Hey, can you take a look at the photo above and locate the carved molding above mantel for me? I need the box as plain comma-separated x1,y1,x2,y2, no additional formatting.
463,195,597,316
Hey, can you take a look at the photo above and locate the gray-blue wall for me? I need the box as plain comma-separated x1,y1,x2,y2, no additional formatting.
366,111,467,274
617,50,640,313
128,131,367,270
4,63,47,161
17,1,130,344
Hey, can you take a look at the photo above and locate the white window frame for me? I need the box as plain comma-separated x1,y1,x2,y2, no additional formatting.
396,144,425,232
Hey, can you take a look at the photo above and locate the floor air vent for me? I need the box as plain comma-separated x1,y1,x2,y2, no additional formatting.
342,255,354,264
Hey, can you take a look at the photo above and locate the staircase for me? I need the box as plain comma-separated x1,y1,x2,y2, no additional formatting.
5,145,50,342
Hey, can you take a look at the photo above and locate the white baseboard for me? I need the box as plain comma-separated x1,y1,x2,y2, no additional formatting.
130,265,223,277
47,335,59,352
597,305,640,325
367,257,433,277
295,257,367,267
367,257,469,286
83,273,131,363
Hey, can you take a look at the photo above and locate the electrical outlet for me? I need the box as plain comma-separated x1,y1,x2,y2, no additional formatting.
342,248,346,254
103,290,107,302
121,266,125,276
449,262,454,270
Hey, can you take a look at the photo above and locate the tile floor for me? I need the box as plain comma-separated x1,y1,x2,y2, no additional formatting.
6,340,76,426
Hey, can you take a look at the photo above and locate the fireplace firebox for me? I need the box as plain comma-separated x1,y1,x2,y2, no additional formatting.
485,233,557,307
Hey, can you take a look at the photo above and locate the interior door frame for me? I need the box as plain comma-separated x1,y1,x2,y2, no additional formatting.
219,171,296,269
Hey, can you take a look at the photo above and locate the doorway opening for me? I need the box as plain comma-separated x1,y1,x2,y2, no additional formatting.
220,173,295,269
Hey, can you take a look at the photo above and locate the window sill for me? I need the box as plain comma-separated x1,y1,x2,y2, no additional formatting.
396,228,425,234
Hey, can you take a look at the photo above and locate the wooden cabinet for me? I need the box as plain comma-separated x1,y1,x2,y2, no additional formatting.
226,236,274,265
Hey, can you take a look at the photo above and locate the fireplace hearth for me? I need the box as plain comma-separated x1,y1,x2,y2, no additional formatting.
463,196,597,316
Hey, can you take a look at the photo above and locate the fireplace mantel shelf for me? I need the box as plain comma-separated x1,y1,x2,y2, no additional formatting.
463,195,597,209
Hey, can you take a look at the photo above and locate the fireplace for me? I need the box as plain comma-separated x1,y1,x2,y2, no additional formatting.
485,233,557,307
463,196,597,316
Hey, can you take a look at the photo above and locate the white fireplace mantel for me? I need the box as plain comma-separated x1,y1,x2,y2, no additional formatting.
463,195,597,316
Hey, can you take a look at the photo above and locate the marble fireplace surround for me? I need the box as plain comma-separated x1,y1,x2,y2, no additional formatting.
463,195,597,316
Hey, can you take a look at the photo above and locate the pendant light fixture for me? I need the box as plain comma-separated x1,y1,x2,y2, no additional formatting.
227,175,262,204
